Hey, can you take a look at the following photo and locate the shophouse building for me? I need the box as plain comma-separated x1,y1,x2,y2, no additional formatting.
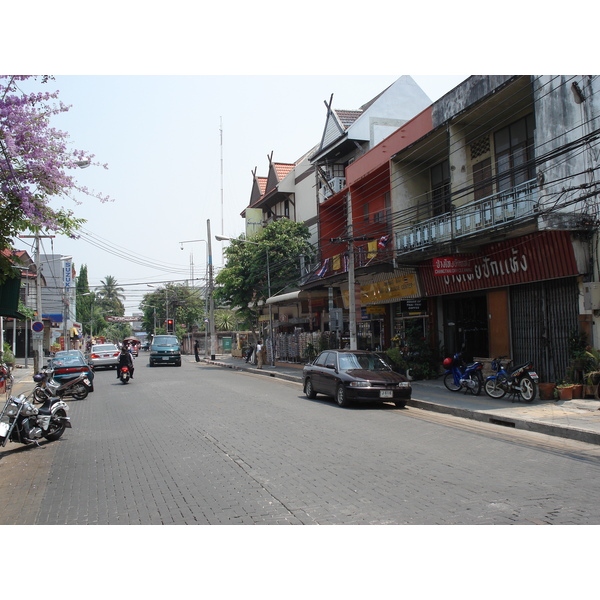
240,76,433,359
302,75,600,382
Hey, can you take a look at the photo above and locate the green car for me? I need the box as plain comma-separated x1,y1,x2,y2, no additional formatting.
149,335,181,367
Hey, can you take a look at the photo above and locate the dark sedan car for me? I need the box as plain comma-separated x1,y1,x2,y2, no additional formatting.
303,350,411,408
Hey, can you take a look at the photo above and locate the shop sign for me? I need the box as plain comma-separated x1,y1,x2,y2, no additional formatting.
342,273,418,306
105,316,140,322
420,231,579,296
401,299,426,315
366,306,386,314
432,256,473,276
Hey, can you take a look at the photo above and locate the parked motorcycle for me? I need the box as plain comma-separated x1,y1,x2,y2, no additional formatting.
443,352,484,395
119,365,131,384
0,361,13,396
0,393,71,447
33,367,92,402
484,356,539,402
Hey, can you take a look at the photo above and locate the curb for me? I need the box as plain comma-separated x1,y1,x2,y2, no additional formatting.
406,398,600,446
201,357,303,384
201,357,600,446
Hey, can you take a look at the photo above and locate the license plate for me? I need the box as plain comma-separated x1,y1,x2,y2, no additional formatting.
529,372,539,380
380,390,393,398
162,357,170,361
83,378,90,385
0,421,9,438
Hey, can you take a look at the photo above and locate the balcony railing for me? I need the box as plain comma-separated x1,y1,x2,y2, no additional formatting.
395,179,538,253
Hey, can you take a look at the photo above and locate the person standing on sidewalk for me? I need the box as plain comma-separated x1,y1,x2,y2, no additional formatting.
256,340,264,369
194,340,200,362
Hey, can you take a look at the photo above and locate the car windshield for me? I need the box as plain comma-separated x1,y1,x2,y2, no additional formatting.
51,356,85,367
338,353,392,371
93,345,117,352
153,336,178,346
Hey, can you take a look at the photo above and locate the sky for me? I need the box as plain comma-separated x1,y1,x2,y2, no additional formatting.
15,74,469,314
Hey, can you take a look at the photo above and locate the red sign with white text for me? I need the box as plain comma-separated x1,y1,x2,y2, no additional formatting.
432,256,473,276
420,231,579,296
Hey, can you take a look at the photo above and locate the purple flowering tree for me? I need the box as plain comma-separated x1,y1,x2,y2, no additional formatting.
0,75,109,280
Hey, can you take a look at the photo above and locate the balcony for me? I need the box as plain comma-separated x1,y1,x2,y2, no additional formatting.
396,179,538,254
320,177,347,202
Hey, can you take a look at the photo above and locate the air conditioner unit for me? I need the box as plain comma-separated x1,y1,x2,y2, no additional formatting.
584,282,600,310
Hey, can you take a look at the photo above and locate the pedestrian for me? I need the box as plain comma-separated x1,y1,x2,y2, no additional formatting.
256,340,263,369
194,340,200,362
245,343,254,363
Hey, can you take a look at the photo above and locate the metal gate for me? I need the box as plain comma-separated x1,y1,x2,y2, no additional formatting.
510,278,579,382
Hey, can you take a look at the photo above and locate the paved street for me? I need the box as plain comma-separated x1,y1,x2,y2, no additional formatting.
2,356,600,525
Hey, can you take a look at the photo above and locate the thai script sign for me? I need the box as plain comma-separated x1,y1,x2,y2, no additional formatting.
432,256,473,276
105,316,141,322
420,231,579,296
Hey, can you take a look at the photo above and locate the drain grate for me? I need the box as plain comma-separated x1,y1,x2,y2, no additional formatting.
489,417,516,428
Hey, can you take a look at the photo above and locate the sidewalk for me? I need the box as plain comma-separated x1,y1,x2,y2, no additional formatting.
201,354,600,446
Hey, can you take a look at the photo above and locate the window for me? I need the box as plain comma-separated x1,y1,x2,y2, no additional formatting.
473,158,492,201
431,160,451,215
494,114,535,192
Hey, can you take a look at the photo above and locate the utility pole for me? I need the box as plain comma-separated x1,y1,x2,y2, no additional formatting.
207,219,216,360
20,233,54,373
330,192,370,351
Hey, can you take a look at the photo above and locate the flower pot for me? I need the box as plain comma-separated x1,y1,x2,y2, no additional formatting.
572,384,584,399
558,386,574,400
584,384,597,398
538,383,556,400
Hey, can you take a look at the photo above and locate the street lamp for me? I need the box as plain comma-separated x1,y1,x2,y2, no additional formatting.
215,235,274,366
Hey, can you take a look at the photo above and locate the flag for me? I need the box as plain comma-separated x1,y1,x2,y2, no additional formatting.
315,258,330,278
378,235,391,249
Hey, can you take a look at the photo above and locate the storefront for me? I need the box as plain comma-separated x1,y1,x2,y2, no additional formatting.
341,269,421,351
419,230,584,381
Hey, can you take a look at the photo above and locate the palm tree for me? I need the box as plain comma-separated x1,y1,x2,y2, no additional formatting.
97,275,126,316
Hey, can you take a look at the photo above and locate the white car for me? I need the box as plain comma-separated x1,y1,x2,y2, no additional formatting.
89,344,121,369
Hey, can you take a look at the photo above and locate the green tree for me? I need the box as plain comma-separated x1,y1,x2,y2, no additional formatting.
214,219,314,329
141,283,205,336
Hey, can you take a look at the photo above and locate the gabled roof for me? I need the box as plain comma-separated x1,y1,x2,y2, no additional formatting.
265,154,294,196
334,109,362,130
248,167,268,207
312,76,432,162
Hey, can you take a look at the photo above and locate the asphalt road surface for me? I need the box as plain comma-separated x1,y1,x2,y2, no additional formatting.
2,357,600,525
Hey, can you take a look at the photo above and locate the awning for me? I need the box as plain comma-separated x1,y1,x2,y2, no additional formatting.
266,290,330,305
0,276,26,319
43,313,63,322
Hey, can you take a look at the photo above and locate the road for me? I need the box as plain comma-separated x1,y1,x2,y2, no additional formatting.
2,357,600,525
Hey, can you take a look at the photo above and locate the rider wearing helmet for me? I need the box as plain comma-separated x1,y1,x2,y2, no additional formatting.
117,344,134,379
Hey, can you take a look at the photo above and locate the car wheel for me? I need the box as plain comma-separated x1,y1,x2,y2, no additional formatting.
335,385,351,408
304,378,317,399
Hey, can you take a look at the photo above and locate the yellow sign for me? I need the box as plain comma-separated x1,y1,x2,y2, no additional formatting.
342,274,418,306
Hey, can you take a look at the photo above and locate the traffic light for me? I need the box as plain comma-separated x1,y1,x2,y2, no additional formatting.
166,319,174,333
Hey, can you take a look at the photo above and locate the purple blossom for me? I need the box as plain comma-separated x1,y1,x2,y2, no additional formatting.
0,75,111,248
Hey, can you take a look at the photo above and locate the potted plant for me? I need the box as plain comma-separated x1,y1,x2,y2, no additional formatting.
584,347,600,399
556,382,575,400
538,382,557,401
2,342,15,367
